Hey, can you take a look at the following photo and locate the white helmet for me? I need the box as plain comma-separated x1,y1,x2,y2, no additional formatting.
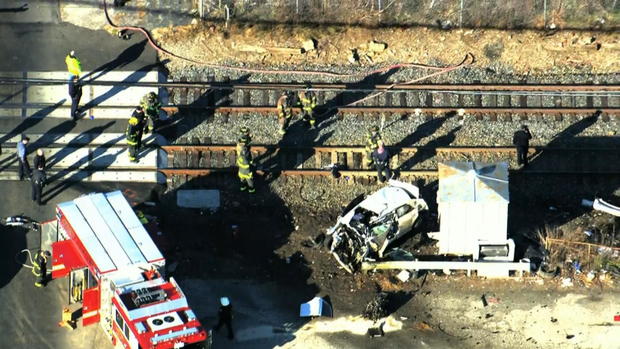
220,297,230,306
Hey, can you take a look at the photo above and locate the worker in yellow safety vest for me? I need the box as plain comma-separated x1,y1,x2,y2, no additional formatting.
298,89,317,128
32,250,49,287
65,50,82,78
126,115,141,163
276,91,293,135
365,126,383,167
236,138,255,193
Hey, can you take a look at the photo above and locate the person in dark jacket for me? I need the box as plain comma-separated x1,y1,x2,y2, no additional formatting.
512,125,532,167
33,148,46,170
31,164,46,205
68,75,82,120
16,136,30,180
214,297,234,339
372,141,392,183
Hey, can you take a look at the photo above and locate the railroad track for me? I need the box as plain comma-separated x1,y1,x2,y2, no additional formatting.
2,77,619,119
159,145,620,181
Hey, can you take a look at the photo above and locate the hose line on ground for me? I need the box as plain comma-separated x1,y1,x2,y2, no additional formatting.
102,0,468,78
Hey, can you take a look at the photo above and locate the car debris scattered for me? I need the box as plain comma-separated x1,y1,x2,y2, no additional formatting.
300,297,333,318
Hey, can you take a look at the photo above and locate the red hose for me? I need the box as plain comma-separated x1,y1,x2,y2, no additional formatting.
102,0,471,78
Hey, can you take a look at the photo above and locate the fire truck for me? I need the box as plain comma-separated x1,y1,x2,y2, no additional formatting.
40,191,210,349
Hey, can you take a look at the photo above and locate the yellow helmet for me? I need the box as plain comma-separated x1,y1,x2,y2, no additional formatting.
129,117,139,126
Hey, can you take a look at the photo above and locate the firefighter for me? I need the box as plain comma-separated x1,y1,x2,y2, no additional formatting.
372,141,392,183
31,163,46,206
276,91,293,135
65,50,82,78
126,114,141,163
132,106,149,151
239,126,252,144
214,297,234,340
512,124,532,167
298,89,317,128
365,126,383,167
135,210,149,224
68,75,82,120
236,138,255,193
140,92,162,132
32,250,49,288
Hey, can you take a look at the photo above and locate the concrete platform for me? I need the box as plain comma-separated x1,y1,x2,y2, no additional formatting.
0,133,165,146
0,146,165,183
0,70,167,119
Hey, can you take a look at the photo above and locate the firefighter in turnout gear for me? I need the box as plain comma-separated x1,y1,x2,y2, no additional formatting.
126,115,141,163
132,106,149,150
33,250,49,287
140,92,162,132
239,126,252,144
298,89,317,128
365,126,383,167
236,138,255,193
277,91,293,135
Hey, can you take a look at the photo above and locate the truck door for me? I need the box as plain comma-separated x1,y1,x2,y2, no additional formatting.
83,286,101,326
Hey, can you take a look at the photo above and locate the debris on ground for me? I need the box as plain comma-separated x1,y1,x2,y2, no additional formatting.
300,297,333,317
396,270,411,282
561,278,574,288
363,292,389,322
414,321,434,331
367,322,385,338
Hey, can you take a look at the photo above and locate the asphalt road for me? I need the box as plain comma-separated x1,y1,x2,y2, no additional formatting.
0,22,156,72
0,6,161,348
0,181,159,348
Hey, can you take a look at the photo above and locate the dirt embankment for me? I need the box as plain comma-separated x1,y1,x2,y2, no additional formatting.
154,22,620,75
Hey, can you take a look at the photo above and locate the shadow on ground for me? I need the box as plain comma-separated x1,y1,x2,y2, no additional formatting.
0,225,28,288
154,175,320,348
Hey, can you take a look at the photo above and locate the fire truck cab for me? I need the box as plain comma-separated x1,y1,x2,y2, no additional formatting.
43,191,209,349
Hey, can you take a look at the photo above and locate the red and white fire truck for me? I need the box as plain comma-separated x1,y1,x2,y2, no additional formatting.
40,191,210,349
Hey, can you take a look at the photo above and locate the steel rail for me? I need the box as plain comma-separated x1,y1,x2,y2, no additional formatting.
3,104,617,116
159,168,620,177
160,145,620,178
162,145,619,153
1,77,619,93
163,106,620,115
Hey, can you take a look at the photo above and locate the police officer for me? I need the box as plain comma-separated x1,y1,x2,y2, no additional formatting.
16,136,30,181
33,250,49,288
513,125,532,167
68,75,82,120
276,91,293,135
126,114,141,163
214,297,234,340
140,92,162,132
65,50,82,79
31,164,46,205
236,138,255,193
298,89,317,128
33,148,46,170
372,141,392,183
365,126,383,167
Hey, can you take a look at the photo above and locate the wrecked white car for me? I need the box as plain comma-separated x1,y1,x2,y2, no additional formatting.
324,180,428,273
